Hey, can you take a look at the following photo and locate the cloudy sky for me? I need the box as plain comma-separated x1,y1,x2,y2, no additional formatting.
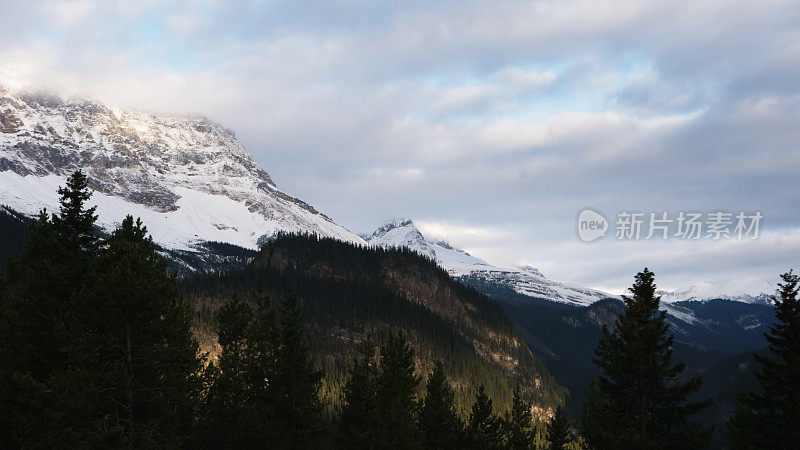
2,0,799,293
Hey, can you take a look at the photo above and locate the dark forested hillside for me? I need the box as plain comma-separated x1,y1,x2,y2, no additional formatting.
0,207,29,269
181,233,566,416
465,275,777,447
468,275,624,417
696,348,763,445
670,300,776,353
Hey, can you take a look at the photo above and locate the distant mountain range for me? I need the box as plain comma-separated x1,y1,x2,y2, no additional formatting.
364,218,775,311
659,280,774,305
0,86,776,305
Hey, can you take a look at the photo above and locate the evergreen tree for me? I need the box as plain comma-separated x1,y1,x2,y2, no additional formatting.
51,169,99,268
2,170,98,380
419,360,464,449
530,420,550,450
247,289,280,441
196,294,256,447
272,288,323,449
504,385,533,450
729,271,800,449
1,212,62,381
546,408,573,450
376,332,423,449
194,289,281,449
581,268,711,449
0,171,100,446
70,216,203,446
467,384,503,449
336,338,380,449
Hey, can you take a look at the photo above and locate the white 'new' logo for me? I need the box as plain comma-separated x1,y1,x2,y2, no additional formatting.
577,209,608,242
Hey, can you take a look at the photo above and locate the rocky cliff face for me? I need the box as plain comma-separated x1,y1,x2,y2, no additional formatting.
0,86,364,250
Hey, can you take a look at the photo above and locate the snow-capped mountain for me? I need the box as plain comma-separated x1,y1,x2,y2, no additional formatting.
0,86,364,250
366,218,436,261
366,219,612,306
659,278,774,305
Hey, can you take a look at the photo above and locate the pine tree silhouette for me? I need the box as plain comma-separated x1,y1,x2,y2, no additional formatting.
73,216,203,446
336,338,379,449
581,268,711,449
729,271,800,449
0,171,102,447
272,289,323,449
503,385,533,450
376,332,423,449
546,408,573,450
467,384,503,449
420,360,464,449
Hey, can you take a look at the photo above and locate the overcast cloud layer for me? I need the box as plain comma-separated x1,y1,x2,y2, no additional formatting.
1,0,799,293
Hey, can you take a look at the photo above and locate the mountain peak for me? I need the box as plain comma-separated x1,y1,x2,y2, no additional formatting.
365,219,612,306
366,218,434,260
0,88,364,251
369,218,416,235
518,264,545,278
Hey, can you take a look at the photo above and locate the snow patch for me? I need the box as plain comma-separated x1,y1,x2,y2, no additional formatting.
660,278,774,304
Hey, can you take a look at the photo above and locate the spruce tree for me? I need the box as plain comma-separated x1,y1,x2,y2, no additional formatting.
376,332,423,449
546,408,573,450
336,338,380,449
51,169,99,266
2,170,98,381
729,271,800,449
0,171,100,447
467,384,503,449
530,420,550,450
196,294,256,447
581,268,711,449
504,386,533,450
272,288,323,449
195,289,280,449
71,216,203,446
246,289,280,441
419,360,464,449
1,212,63,380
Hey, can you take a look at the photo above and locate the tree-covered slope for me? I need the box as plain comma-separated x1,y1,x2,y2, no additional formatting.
181,233,566,416
0,206,28,269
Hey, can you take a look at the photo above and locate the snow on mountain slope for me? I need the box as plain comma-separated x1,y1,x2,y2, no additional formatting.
366,219,436,260
366,218,774,320
366,219,612,306
0,86,364,250
426,240,497,276
659,278,774,305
